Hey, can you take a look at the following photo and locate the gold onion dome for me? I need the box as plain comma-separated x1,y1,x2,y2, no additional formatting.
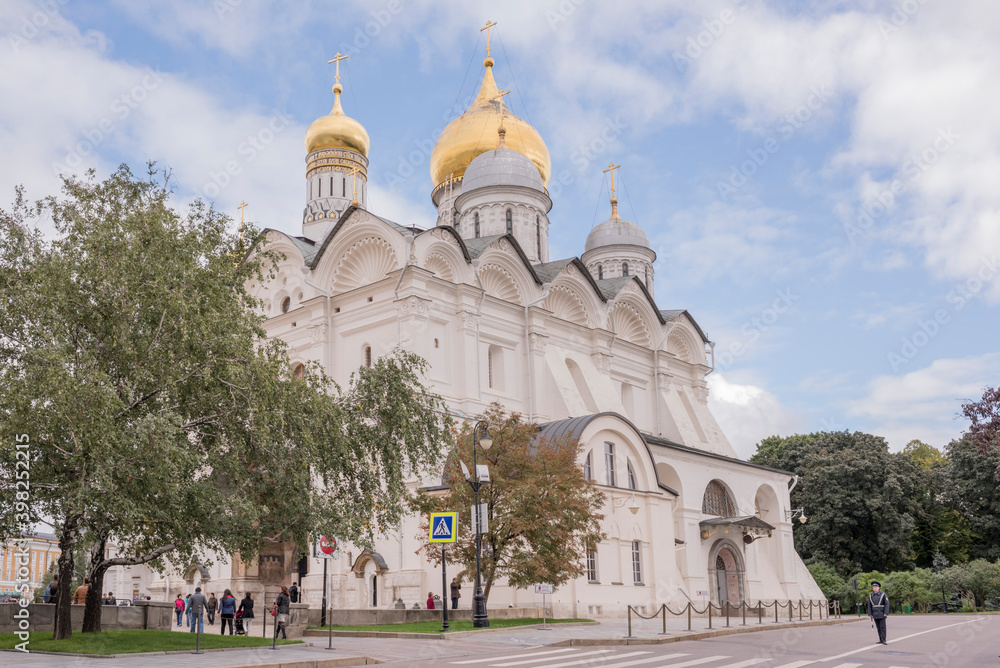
305,82,370,156
430,57,550,188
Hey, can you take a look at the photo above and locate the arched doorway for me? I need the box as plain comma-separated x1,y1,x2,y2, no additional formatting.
709,542,744,606
371,574,378,607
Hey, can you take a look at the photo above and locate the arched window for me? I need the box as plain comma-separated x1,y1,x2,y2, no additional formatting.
474,213,480,238
281,296,291,313
583,451,593,481
292,363,305,380
536,216,541,259
604,442,616,486
506,209,513,235
622,262,629,277
453,210,460,228
702,480,737,517
364,346,372,368
627,460,636,490
598,265,604,280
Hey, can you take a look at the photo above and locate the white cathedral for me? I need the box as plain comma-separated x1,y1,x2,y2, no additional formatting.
117,43,822,617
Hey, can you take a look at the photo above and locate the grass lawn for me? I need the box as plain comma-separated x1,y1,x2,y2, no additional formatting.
311,617,593,633
0,629,302,654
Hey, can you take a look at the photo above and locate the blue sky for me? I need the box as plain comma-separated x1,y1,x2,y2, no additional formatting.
3,0,998,457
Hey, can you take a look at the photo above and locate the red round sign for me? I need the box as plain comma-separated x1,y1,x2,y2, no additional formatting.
320,536,337,555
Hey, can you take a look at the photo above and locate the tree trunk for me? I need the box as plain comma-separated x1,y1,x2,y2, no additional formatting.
53,515,80,640
82,537,108,633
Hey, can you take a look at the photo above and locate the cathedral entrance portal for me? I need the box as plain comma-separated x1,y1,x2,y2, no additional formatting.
709,542,744,606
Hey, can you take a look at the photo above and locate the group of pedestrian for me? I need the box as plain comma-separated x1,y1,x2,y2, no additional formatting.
426,579,462,610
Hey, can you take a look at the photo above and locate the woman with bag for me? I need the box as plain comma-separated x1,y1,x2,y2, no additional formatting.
218,589,238,635
272,585,291,639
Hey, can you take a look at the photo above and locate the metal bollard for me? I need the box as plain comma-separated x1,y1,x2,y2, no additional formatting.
708,603,712,629
627,605,632,638
758,601,762,624
725,602,730,627
742,600,746,626
661,604,667,635
687,602,692,631
774,601,778,623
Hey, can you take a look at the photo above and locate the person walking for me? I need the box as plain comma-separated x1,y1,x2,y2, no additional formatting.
218,589,237,635
206,592,218,625
273,586,291,640
867,580,889,645
289,581,299,603
73,578,90,604
188,587,207,634
426,592,435,610
174,595,185,626
238,592,256,635
184,593,192,627
450,578,461,610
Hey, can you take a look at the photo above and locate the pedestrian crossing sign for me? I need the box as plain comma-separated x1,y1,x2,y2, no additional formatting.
428,512,457,543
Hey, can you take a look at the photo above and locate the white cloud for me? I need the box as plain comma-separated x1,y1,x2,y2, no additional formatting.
708,373,805,459
846,353,1000,449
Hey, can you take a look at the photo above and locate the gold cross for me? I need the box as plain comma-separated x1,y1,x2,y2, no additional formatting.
481,20,498,58
237,200,248,224
603,163,621,200
327,52,349,85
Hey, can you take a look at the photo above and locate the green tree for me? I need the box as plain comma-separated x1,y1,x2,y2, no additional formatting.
749,431,921,575
806,562,845,600
902,440,971,566
945,438,1000,560
938,559,1000,609
411,404,606,602
961,386,1000,458
883,568,935,612
0,166,450,638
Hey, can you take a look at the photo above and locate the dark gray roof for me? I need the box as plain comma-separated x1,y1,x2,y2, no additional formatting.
661,309,711,343
289,236,318,265
465,234,504,259
537,412,678,496
644,433,796,477
594,276,633,300
533,258,607,301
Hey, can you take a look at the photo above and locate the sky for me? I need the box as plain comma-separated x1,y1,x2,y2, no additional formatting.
2,0,998,459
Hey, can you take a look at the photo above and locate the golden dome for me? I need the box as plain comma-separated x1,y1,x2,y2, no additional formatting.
305,83,370,157
430,58,550,188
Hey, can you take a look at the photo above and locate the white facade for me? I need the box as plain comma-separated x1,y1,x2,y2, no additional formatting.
123,49,823,617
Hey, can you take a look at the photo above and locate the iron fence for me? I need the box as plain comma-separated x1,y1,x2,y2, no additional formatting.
626,599,841,636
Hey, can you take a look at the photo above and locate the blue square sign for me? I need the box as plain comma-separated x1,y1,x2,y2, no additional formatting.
429,512,457,543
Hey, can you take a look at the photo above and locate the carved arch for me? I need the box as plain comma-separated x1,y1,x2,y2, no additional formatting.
479,263,522,304
424,252,456,281
331,236,398,293
543,285,589,326
613,302,650,346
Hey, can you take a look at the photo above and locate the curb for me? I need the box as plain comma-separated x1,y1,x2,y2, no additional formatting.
0,641,308,659
547,617,865,646
304,621,600,640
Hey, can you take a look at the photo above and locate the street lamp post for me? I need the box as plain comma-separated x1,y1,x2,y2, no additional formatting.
470,420,493,628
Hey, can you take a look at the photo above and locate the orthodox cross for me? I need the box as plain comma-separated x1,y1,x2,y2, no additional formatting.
481,20,497,58
603,163,621,200
327,52,348,85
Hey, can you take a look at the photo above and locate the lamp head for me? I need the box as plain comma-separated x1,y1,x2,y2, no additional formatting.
628,498,640,515
478,427,493,451
799,515,807,524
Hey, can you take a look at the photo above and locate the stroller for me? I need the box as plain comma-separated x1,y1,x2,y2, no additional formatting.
234,610,246,635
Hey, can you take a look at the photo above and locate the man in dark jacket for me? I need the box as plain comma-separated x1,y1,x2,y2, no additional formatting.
866,581,889,644
206,593,217,625
289,582,299,603
450,578,461,609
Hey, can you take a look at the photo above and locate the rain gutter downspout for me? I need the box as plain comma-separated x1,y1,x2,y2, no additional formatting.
653,322,676,437
705,341,717,376
524,283,552,423
473,259,486,400
393,233,415,344
302,268,333,377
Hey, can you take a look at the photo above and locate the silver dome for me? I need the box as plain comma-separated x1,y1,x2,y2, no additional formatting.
462,147,544,193
584,216,650,252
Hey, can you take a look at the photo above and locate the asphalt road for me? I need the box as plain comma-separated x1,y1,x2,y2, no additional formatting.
401,614,998,668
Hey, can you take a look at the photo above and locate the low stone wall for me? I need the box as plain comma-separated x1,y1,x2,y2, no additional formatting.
0,601,174,633
307,605,543,627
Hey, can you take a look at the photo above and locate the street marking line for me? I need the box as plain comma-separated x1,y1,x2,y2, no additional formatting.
540,651,652,668
598,655,688,668
830,664,864,668
716,660,770,668
771,662,814,668
491,649,622,667
652,657,731,668
820,616,986,663
452,649,580,664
